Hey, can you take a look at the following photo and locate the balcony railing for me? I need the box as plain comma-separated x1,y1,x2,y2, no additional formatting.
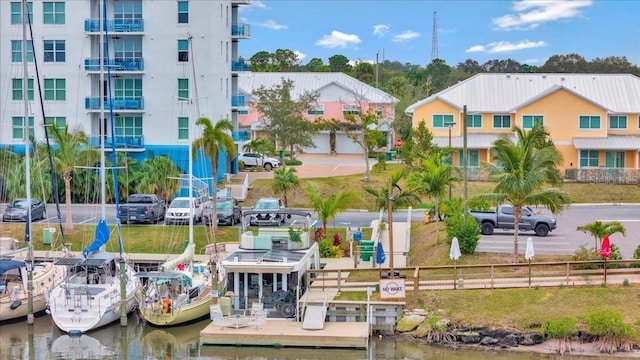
89,136,144,149
232,130,251,142
85,97,145,110
231,24,251,39
232,94,250,107
231,60,251,72
84,19,144,33
84,58,144,72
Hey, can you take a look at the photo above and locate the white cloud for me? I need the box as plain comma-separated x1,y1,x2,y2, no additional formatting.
392,30,420,42
372,24,390,37
493,0,593,30
294,51,307,61
255,20,287,30
465,40,546,53
241,0,268,12
315,31,361,48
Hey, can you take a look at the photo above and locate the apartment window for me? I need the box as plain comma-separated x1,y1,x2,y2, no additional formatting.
11,2,32,25
342,104,360,115
376,104,384,117
493,115,511,129
308,104,324,116
465,114,482,128
115,116,143,138
114,78,142,99
45,116,66,132
113,1,142,24
605,151,625,168
12,116,35,140
522,115,543,129
114,39,142,62
579,150,599,167
11,40,34,63
12,78,34,101
579,115,600,129
178,1,189,24
178,117,189,140
177,79,189,101
432,114,454,128
43,2,65,24
609,115,627,129
43,40,65,62
178,40,189,62
44,79,66,101
238,109,249,115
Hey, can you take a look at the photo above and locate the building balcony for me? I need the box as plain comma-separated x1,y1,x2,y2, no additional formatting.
232,94,250,108
84,58,144,72
85,97,145,111
89,136,145,150
84,19,144,33
231,60,251,72
232,130,251,142
231,24,251,39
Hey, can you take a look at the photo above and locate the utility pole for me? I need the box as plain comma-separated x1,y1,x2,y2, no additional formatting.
463,105,469,224
387,178,395,277
375,51,379,88
446,121,455,200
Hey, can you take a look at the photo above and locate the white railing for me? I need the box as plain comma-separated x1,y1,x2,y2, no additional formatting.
224,174,249,200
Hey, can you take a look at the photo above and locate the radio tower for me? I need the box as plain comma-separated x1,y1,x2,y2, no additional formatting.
431,11,438,60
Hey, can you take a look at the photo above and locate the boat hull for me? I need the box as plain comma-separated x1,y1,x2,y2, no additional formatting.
140,285,213,326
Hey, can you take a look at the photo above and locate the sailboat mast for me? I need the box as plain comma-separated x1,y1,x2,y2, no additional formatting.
188,35,196,244
99,0,106,220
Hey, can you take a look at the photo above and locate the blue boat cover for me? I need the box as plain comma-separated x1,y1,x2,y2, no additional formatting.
0,259,25,275
82,220,110,256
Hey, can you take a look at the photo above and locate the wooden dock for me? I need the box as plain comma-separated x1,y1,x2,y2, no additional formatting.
200,319,369,349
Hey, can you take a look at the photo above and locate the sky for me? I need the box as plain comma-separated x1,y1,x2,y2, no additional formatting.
238,0,640,68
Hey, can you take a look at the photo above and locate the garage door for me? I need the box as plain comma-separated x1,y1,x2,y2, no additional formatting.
305,132,330,154
336,132,363,154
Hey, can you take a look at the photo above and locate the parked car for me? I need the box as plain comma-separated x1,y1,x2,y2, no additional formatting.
118,194,166,224
203,197,242,226
470,204,558,237
2,198,47,222
249,197,286,226
238,152,280,170
165,197,203,225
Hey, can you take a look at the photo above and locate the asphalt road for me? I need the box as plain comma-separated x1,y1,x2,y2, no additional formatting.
9,203,640,259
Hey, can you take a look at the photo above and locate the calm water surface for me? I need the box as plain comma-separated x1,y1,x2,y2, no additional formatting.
0,314,626,359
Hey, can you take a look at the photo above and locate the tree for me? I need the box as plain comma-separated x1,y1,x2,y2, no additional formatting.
242,137,275,168
252,78,320,160
304,181,359,239
272,49,299,71
397,121,435,167
540,53,589,73
425,58,451,94
48,125,99,231
362,170,420,213
457,58,482,73
351,60,375,83
328,54,352,72
192,117,236,233
577,220,626,249
478,124,572,263
249,51,272,71
133,155,180,202
272,167,299,207
305,58,329,72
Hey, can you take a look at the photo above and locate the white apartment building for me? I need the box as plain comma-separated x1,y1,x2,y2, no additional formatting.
0,0,250,183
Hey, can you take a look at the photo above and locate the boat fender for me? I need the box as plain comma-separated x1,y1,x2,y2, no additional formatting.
162,298,171,313
10,300,22,310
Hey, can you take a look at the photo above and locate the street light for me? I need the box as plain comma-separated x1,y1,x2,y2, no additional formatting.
444,121,456,200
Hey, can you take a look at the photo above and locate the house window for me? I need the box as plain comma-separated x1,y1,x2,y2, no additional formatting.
177,79,189,101
609,116,627,129
44,78,66,101
115,116,143,137
114,78,142,99
11,2,32,25
178,117,189,140
376,104,384,117
178,1,189,24
113,1,142,24
465,114,482,128
12,116,34,140
307,104,324,116
579,150,599,167
43,40,65,62
522,115,543,129
178,40,189,62
12,78,34,101
44,116,66,132
43,2,65,24
433,114,454,128
579,115,600,129
459,150,479,167
605,151,625,168
11,40,34,63
342,104,360,115
238,109,249,115
493,115,511,129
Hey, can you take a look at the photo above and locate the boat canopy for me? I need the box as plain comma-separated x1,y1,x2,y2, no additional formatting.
135,271,192,287
0,259,25,275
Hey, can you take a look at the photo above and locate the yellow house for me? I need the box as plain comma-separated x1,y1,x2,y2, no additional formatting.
405,73,640,183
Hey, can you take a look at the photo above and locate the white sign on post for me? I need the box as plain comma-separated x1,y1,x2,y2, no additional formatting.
379,278,406,299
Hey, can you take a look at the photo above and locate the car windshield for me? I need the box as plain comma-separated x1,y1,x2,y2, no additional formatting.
170,199,190,208
254,201,278,210
9,200,28,209
217,201,232,210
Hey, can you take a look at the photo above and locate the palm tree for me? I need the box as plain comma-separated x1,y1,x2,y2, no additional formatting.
577,220,626,249
192,117,236,233
242,137,274,168
48,125,99,231
305,181,359,239
272,167,299,207
133,155,180,202
362,170,420,213
479,124,571,263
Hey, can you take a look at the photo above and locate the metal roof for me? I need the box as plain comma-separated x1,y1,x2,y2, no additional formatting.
573,135,640,150
406,74,640,114
239,72,398,104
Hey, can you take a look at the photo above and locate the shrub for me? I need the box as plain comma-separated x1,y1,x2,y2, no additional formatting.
545,317,578,355
632,244,640,268
585,308,636,353
444,199,480,254
467,197,492,211
318,239,341,258
283,159,302,166
572,244,622,270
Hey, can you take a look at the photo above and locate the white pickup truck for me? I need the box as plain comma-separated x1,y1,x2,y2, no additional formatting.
164,197,204,225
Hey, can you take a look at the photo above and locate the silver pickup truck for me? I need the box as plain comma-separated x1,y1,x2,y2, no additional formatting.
470,204,557,237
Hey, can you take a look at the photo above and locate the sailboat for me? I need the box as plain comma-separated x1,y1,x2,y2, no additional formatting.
0,0,67,323
47,0,140,333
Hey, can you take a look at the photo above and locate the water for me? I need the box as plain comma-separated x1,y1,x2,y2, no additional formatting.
0,314,627,359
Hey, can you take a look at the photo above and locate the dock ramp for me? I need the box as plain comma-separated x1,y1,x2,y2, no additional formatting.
302,304,327,330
